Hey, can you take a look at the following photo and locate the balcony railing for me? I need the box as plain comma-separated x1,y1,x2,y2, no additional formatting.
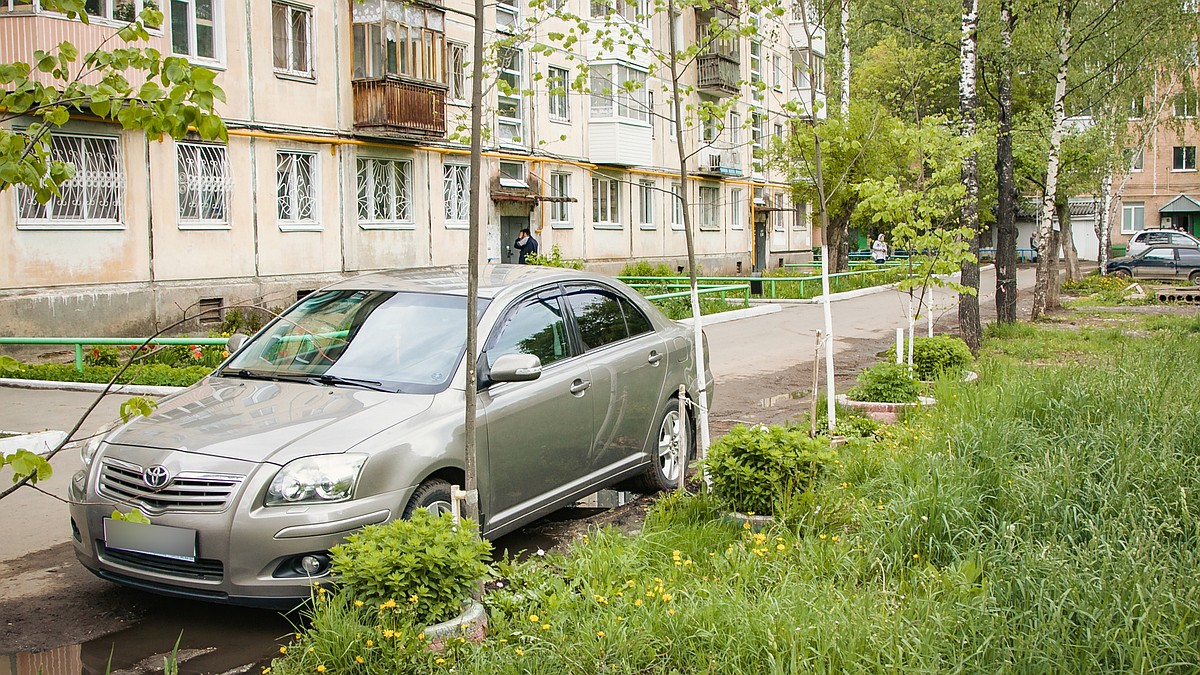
697,53,740,97
696,149,742,177
352,77,447,140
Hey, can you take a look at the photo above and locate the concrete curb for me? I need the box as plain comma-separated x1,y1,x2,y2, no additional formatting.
679,303,782,326
0,377,185,397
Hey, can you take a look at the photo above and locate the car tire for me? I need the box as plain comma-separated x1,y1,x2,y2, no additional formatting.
403,479,455,518
1111,269,1131,278
1190,271,1200,286
627,400,694,495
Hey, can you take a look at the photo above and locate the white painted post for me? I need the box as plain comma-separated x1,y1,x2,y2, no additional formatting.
821,246,836,431
895,328,903,364
927,284,934,337
450,485,466,525
678,386,688,491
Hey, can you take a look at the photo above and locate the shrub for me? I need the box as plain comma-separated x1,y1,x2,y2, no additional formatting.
527,244,584,270
330,510,492,625
619,260,679,277
83,345,122,368
705,424,836,516
11,362,212,387
846,362,921,403
883,335,973,380
1061,272,1133,294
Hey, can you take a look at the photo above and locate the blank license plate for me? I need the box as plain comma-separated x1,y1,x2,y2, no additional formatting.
104,518,197,562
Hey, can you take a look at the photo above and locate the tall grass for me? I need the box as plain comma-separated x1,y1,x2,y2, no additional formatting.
272,314,1200,674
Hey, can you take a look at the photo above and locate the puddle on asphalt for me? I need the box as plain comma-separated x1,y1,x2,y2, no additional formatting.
1,504,617,675
2,601,291,675
758,390,808,407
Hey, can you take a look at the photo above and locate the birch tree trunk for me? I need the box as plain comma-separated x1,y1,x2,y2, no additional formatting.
1099,175,1112,273
840,0,850,118
1031,1,1071,320
994,0,1018,323
958,0,981,350
1061,203,1081,281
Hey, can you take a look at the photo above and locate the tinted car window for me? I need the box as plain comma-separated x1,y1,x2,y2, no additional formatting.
1170,233,1197,246
619,295,653,336
1146,232,1170,245
1179,249,1200,263
490,296,571,366
1143,248,1174,260
568,290,629,350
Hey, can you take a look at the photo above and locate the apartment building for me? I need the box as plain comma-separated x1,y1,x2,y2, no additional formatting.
1114,79,1200,247
0,0,825,335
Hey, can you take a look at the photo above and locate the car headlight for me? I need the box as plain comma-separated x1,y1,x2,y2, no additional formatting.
80,421,121,468
266,454,367,506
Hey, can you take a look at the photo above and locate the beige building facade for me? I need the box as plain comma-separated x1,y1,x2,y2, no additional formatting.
1,0,825,335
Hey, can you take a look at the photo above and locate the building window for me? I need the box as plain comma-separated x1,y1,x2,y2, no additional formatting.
667,99,677,140
794,48,823,91
548,66,570,121
170,0,221,62
357,157,412,228
1129,97,1145,119
1124,147,1144,172
670,182,683,229
699,185,719,231
79,0,154,22
730,187,743,230
729,111,742,144
592,175,620,227
772,53,784,91
550,171,571,227
1175,92,1197,119
16,133,124,229
1121,202,1144,234
497,48,524,144
351,4,446,84
749,40,763,103
751,111,766,174
443,162,469,227
638,179,654,228
496,0,518,31
448,42,467,101
793,200,808,231
272,2,312,78
276,150,318,229
773,193,786,232
589,0,647,24
1174,146,1197,171
590,63,649,122
176,141,231,228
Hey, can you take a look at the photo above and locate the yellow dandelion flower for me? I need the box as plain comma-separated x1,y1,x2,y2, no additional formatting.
366,640,373,647
776,544,786,551
436,658,446,664
279,647,287,655
668,609,676,615
635,599,644,607
354,600,364,607
616,616,624,621
626,579,636,587
819,533,827,540
596,631,606,638
832,536,840,542
529,614,539,623
355,656,365,664
382,630,394,639
499,638,508,644
409,594,419,603
913,553,920,559
418,633,426,641
515,648,525,656
312,581,321,587
683,560,692,566
743,522,751,529
262,669,271,675
307,648,314,654
316,666,326,673
661,593,672,602
541,624,551,631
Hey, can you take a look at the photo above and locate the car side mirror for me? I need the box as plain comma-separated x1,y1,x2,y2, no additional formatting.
226,333,250,353
488,353,543,383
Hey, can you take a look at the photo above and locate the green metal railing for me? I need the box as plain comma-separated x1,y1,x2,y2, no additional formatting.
635,283,752,305
0,337,229,372
620,267,900,300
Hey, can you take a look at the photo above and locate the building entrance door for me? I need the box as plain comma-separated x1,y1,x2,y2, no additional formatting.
501,216,530,264
753,221,768,271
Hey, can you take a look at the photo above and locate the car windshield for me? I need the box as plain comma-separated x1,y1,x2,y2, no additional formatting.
222,290,485,393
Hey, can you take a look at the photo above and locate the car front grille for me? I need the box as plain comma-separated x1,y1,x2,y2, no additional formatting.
98,458,244,513
99,541,224,581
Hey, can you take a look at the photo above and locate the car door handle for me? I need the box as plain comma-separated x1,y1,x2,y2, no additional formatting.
647,350,663,366
570,378,591,395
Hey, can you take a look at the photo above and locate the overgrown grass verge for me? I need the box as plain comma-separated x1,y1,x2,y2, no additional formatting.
1,362,212,388
271,311,1200,673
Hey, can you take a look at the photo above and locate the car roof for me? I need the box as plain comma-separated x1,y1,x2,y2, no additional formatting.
324,264,624,299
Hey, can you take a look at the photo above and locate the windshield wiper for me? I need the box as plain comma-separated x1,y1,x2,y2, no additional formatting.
310,374,394,392
223,369,296,382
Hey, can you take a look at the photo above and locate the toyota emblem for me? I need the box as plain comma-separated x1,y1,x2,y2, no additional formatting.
142,465,171,490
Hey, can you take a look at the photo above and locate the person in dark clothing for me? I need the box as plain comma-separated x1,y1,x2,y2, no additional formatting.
514,228,539,264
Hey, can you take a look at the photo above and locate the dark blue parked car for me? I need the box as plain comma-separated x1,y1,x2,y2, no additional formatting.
1105,245,1200,285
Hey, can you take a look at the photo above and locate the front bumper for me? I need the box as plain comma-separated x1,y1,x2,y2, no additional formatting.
69,454,413,606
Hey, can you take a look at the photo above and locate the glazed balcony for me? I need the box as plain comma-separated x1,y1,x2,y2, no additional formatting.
352,77,447,140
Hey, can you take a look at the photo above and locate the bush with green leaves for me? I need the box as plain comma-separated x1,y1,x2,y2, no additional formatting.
526,244,583,270
9,362,212,387
330,510,492,625
883,335,973,380
704,424,836,516
846,362,922,403
619,260,679,277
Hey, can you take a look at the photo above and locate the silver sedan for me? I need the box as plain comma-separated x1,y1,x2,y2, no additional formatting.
68,265,711,606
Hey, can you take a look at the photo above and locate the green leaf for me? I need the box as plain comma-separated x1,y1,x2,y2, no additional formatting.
110,508,151,524
5,450,53,485
119,396,158,423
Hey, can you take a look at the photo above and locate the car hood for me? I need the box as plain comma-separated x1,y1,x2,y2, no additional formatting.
107,377,434,465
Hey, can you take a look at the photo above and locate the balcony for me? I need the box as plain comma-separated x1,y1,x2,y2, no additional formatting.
352,77,447,141
696,149,743,177
697,53,740,97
